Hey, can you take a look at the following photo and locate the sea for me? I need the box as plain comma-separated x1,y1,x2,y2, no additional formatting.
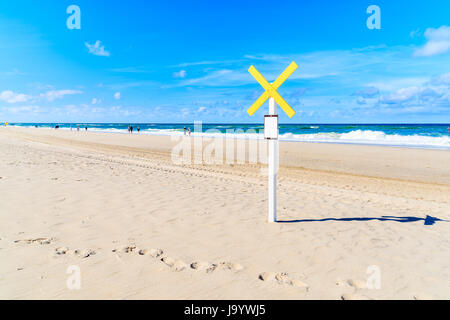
8,123,450,150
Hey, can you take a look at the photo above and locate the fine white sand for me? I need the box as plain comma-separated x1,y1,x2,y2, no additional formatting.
0,126,449,299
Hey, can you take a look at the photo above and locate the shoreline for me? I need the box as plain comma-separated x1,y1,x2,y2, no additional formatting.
6,124,450,151
3,126,450,186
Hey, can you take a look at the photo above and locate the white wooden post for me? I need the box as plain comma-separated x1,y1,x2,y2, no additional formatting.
268,97,277,223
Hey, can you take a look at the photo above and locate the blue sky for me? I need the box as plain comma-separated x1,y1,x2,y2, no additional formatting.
0,0,450,123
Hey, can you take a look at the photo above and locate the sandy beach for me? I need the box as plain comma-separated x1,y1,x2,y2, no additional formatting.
0,126,449,300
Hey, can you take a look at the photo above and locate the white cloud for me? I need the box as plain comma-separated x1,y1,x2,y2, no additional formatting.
105,80,157,90
173,70,187,78
40,89,82,102
380,86,421,104
379,83,448,107
114,92,121,100
1,68,26,76
1,88,83,104
181,107,190,116
352,87,379,98
349,71,450,116
0,90,31,103
108,67,147,73
85,40,110,57
169,47,396,88
166,69,234,88
197,106,206,112
431,73,450,85
7,105,41,114
414,25,450,57
173,59,244,68
366,77,429,91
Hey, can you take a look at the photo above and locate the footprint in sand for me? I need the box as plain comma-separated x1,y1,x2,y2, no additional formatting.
346,279,367,289
335,278,347,287
112,245,137,255
149,248,164,258
122,245,137,253
258,272,276,281
275,272,297,285
161,257,188,271
112,246,163,259
15,237,53,245
55,247,69,255
113,245,243,275
216,262,244,272
190,261,217,273
189,261,244,273
259,272,309,290
138,249,148,255
73,249,96,258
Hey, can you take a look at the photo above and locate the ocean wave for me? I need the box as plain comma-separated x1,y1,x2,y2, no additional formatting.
279,130,450,149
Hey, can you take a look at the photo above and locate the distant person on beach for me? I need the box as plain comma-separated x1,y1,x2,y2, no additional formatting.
130,125,133,133
85,126,87,131
188,127,191,136
137,127,140,133
54,125,59,129
77,125,79,131
184,127,186,135
128,125,130,133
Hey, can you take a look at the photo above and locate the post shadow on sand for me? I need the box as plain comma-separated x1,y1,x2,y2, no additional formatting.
278,215,449,226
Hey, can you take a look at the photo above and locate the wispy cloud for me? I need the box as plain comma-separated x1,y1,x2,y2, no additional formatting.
173,59,244,68
354,72,450,115
0,90,31,103
0,68,26,76
173,70,187,78
352,87,379,98
40,89,83,102
414,25,450,57
107,66,147,73
85,40,110,57
166,69,238,88
103,80,157,90
2,105,41,114
366,77,430,92
1,88,83,104
170,47,401,88
431,73,450,85
409,28,421,38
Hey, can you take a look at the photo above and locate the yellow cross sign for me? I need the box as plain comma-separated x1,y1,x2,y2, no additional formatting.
247,61,298,118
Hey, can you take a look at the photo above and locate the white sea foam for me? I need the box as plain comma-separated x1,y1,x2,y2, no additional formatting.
142,128,450,149
279,130,450,149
